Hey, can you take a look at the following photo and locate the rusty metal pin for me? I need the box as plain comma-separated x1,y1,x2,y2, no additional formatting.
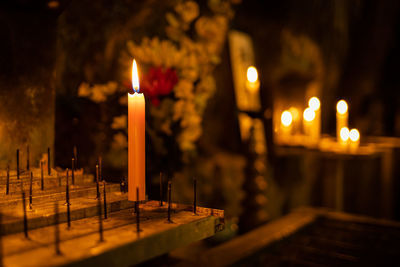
96,165,100,199
21,189,28,239
16,149,19,180
103,181,107,219
54,202,61,255
160,172,163,207
66,169,71,228
97,191,104,242
193,178,197,215
167,181,172,223
71,158,75,185
29,172,33,210
73,145,78,169
47,147,51,175
136,187,141,233
98,156,102,181
26,145,29,171
40,161,44,191
6,165,9,195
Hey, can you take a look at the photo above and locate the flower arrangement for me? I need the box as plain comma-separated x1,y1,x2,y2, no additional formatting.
77,0,237,173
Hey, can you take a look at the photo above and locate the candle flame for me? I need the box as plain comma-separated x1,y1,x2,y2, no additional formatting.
308,97,320,111
337,100,348,114
132,59,139,93
349,128,360,142
303,107,315,122
247,66,258,83
281,110,293,127
340,127,350,141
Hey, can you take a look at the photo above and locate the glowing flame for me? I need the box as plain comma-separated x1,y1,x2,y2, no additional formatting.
247,66,258,83
337,100,348,114
349,128,360,142
308,97,320,111
281,110,293,127
340,127,350,141
131,59,140,93
303,107,315,122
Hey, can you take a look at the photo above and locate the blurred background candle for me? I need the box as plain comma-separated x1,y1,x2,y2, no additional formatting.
339,127,350,149
308,97,321,141
128,59,146,201
303,107,315,139
349,128,360,152
336,100,348,142
280,110,293,143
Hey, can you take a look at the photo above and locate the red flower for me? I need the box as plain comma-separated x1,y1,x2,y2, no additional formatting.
141,67,178,106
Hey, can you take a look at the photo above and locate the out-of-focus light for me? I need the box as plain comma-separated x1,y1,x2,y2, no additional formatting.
340,127,350,141
308,97,320,111
303,107,315,122
337,100,348,115
289,107,299,120
281,110,293,127
247,66,258,83
349,128,360,142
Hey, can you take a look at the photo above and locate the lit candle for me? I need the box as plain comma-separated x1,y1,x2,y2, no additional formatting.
303,107,315,138
280,110,293,142
245,66,260,110
308,97,321,141
128,59,146,201
246,66,260,93
336,100,348,142
339,127,350,149
349,128,360,152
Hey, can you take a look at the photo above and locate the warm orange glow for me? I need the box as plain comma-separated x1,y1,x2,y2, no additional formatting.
247,66,258,83
281,110,293,127
349,128,360,142
132,59,140,92
340,127,350,141
303,107,315,122
308,97,320,111
289,107,299,120
337,100,348,114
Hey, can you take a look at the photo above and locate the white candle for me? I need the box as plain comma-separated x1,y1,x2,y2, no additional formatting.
303,107,315,137
308,97,321,141
339,127,350,149
336,100,348,142
280,110,292,142
128,59,146,201
349,128,360,152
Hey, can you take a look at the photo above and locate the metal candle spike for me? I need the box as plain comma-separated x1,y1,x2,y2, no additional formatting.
54,202,61,255
21,190,28,239
26,145,29,171
136,187,141,233
167,181,172,223
98,156,102,181
47,147,51,175
73,145,78,169
159,172,163,207
66,169,71,228
96,165,100,199
97,192,104,242
6,165,9,195
103,181,107,219
16,149,19,180
29,172,33,210
193,178,197,215
0,212,3,266
40,161,44,191
71,158,75,185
